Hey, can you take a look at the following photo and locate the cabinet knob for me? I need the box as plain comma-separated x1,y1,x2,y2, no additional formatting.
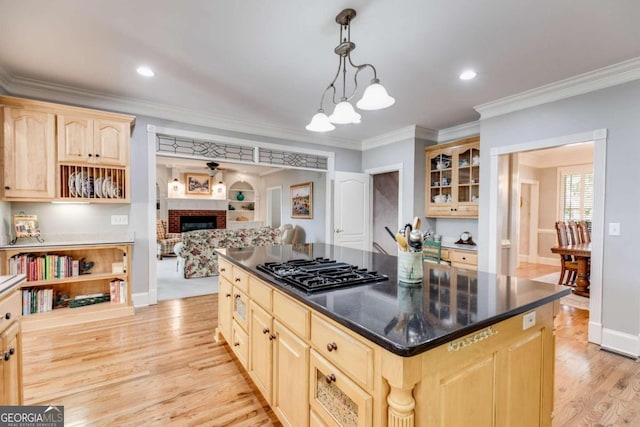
262,328,270,334
325,373,336,384
234,278,241,282
4,186,9,190
95,153,100,158
220,268,226,272
9,348,14,356
269,334,276,341
88,153,92,157
3,352,9,361
327,342,338,352
233,342,240,347
225,293,231,298
4,312,10,320
235,294,241,299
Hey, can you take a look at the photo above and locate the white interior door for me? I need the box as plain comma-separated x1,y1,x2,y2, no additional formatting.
333,172,370,250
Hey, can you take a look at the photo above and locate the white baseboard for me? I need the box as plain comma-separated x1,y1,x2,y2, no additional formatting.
600,328,639,358
588,320,602,345
133,292,151,307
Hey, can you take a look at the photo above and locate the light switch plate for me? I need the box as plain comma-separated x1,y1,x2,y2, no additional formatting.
608,222,620,236
523,312,536,330
111,215,128,225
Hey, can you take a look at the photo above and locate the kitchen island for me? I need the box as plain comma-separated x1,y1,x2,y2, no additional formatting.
215,243,569,427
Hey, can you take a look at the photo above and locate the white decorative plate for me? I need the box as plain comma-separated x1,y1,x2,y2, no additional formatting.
103,177,112,198
94,177,103,198
68,172,77,197
75,172,85,197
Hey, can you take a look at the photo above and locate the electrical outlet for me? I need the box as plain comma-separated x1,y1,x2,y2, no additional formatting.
523,312,536,330
111,215,128,225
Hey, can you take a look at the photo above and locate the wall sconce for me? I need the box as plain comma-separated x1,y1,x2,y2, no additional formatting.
168,178,184,197
212,181,227,200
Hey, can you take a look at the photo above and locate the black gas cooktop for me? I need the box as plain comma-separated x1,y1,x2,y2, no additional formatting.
256,258,388,292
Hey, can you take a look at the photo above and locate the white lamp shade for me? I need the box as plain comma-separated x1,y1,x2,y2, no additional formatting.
168,179,184,197
356,82,395,110
305,111,335,132
212,181,227,200
329,101,362,124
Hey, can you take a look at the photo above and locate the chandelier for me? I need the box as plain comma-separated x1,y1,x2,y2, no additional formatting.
305,8,395,132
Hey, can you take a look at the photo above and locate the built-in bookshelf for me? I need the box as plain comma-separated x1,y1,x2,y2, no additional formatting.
0,242,134,331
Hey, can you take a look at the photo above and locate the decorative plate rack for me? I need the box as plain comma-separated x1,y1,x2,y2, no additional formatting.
59,165,127,201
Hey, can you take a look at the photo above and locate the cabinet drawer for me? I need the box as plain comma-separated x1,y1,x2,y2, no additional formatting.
310,350,372,427
231,266,249,294
273,291,310,339
231,320,249,368
450,250,477,266
311,314,373,390
0,291,21,331
233,288,249,332
249,276,272,311
218,259,232,282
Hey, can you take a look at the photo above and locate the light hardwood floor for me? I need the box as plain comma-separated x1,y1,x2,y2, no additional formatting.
22,267,640,426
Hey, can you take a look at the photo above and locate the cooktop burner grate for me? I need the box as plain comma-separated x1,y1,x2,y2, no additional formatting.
257,258,388,292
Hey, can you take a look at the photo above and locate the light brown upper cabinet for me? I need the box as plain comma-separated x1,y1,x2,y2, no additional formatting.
58,115,129,166
2,106,56,200
1,96,134,202
425,136,480,218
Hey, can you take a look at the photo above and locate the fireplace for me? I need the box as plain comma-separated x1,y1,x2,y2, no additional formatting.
180,216,217,232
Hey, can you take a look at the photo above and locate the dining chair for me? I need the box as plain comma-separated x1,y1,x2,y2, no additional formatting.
577,220,591,244
567,220,581,245
555,221,578,286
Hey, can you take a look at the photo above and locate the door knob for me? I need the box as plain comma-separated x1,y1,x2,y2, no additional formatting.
335,229,343,234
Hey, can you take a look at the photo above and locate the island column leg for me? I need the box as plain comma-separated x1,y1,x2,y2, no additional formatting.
382,351,422,427
387,385,416,426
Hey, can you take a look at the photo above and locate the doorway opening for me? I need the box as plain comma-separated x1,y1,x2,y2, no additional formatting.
266,186,282,228
372,171,399,255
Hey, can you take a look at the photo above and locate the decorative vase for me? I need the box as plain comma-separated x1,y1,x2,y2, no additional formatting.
236,191,245,201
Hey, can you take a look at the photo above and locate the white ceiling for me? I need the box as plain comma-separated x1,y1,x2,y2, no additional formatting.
1,1,639,145
519,142,594,168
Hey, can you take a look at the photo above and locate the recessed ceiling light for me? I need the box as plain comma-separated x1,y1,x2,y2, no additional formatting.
136,66,155,77
459,70,477,80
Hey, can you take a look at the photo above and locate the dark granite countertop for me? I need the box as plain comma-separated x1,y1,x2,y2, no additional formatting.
216,243,570,357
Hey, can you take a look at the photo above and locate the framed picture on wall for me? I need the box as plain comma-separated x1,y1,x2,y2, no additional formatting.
291,182,313,219
185,174,211,195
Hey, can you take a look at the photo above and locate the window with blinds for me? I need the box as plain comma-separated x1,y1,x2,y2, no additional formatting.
558,165,593,225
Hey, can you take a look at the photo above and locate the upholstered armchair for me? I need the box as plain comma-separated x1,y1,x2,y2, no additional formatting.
156,219,181,260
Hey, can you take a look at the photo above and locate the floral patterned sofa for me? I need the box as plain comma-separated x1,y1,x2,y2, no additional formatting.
176,227,282,279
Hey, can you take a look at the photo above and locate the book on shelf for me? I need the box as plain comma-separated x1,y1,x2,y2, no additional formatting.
22,288,53,316
10,253,80,281
109,279,127,304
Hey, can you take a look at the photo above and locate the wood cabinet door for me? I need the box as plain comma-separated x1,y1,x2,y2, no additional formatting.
93,119,128,166
232,288,249,332
57,114,94,162
0,321,22,405
309,350,372,427
218,278,233,341
249,302,273,404
2,107,55,199
230,320,248,369
273,320,309,427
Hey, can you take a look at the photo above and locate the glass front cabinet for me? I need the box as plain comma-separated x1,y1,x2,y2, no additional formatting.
425,136,480,218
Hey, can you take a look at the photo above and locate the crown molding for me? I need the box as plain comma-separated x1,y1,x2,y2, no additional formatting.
361,125,438,150
437,121,480,143
475,56,640,120
4,74,363,151
0,65,12,93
